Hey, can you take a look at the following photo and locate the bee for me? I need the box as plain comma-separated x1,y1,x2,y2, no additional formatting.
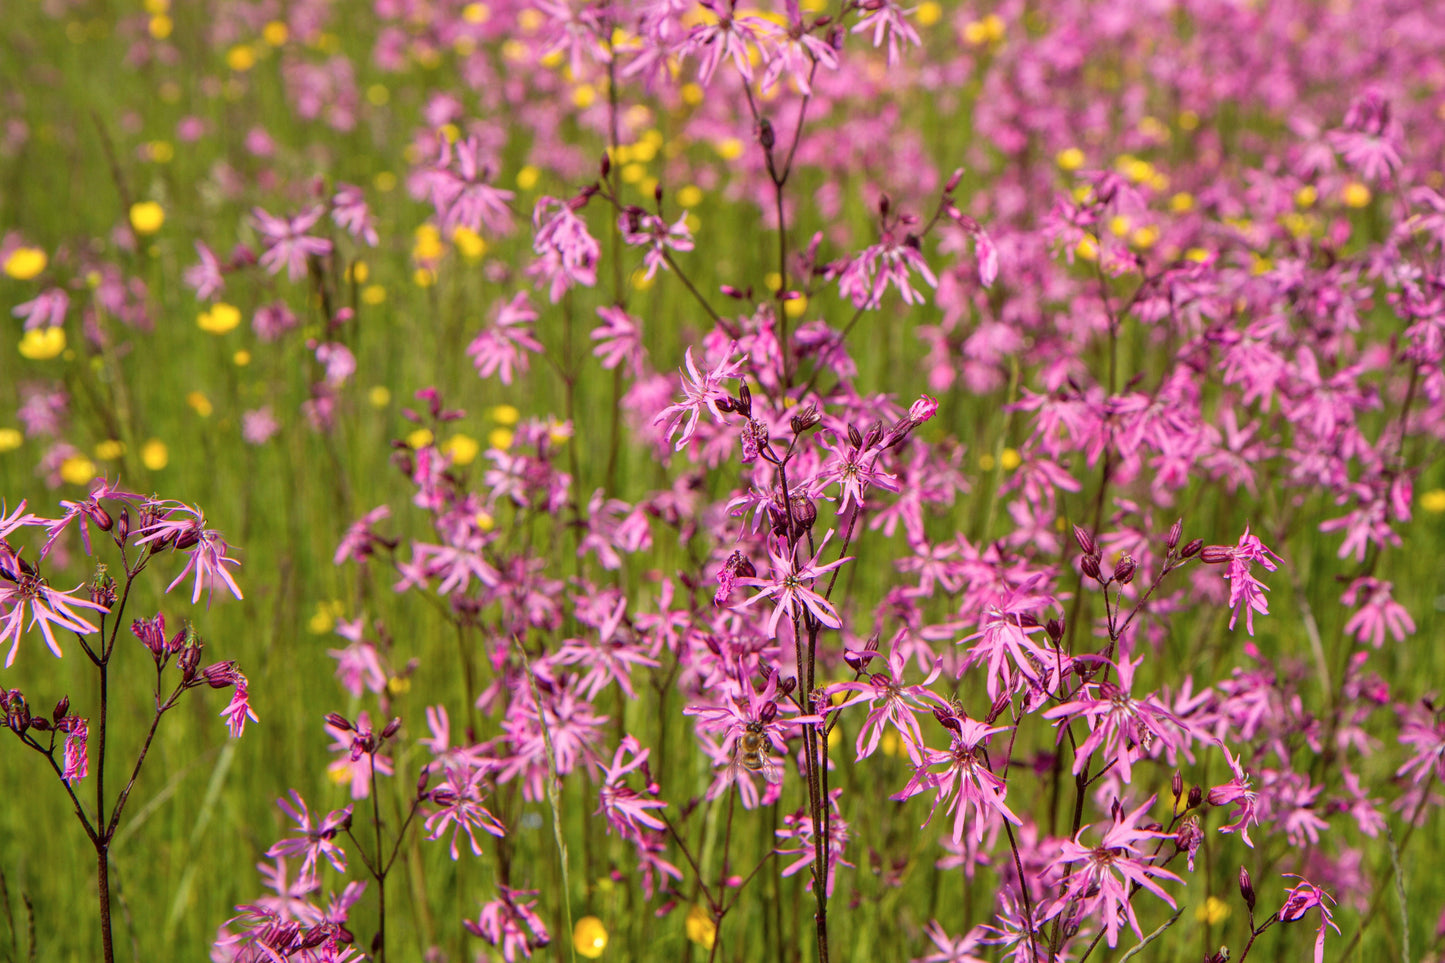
733,720,781,784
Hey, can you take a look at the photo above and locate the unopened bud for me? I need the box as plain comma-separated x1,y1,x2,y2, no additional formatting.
175,529,200,551
116,508,130,540
1188,785,1203,809
53,696,69,722
87,504,113,532
1080,554,1102,581
1172,771,1183,800
381,717,402,740
738,382,753,419
1114,554,1136,584
1238,866,1256,910
944,167,964,194
735,555,757,580
1072,525,1096,557
1182,538,1204,559
778,676,797,698
325,712,355,732
177,644,202,682
1045,618,1064,644
1200,545,1233,564
759,701,779,725
1166,519,1183,551
599,151,611,178
790,403,819,434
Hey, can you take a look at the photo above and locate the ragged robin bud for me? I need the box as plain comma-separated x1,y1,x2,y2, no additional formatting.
1114,554,1136,585
1182,538,1204,559
1080,554,1102,581
1238,866,1256,911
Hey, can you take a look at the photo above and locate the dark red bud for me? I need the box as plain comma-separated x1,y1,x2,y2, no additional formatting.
175,529,200,551
1166,519,1183,551
87,504,113,532
1080,554,1102,580
325,712,355,732
1114,554,1136,584
1072,525,1096,557
53,696,69,722
1172,771,1183,799
381,717,402,740
1239,866,1256,910
1200,545,1233,564
759,701,778,724
1182,538,1204,559
944,168,964,194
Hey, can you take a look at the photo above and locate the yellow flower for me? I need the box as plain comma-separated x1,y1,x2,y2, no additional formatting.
783,296,807,319
463,2,490,22
1169,192,1195,213
676,184,703,208
94,439,126,460
233,349,252,366
1342,182,1371,208
714,137,744,160
413,268,436,287
187,391,213,417
226,44,256,71
516,165,540,190
573,917,608,959
1196,896,1230,925
198,302,242,334
1055,147,1085,172
999,447,1022,470
914,1,941,26
452,226,487,260
1074,236,1099,262
685,905,716,950
60,456,96,486
129,201,165,235
407,428,435,449
141,438,169,470
362,285,387,305
489,404,520,425
1420,489,1445,513
0,428,23,452
368,386,391,408
262,21,288,45
148,14,172,38
488,427,515,450
347,261,370,283
4,247,47,280
18,326,66,360
442,433,480,466
308,600,345,635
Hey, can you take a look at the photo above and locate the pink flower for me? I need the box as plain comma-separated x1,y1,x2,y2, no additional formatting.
653,345,743,452
1047,796,1180,948
467,292,543,385
266,790,352,883
893,713,1022,845
11,287,69,330
133,504,244,605
1042,654,1187,783
0,562,110,666
252,205,333,281
1207,744,1260,847
221,681,258,738
1277,876,1339,963
529,196,599,302
60,716,88,784
1201,524,1282,635
735,530,852,637
466,887,550,962
423,761,507,859
596,736,668,839
591,306,644,375
184,242,225,300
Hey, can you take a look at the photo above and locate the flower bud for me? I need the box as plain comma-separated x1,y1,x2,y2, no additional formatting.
1172,771,1183,800
759,701,778,724
1200,545,1233,564
87,503,113,532
1188,785,1203,809
417,766,432,797
848,424,863,449
1182,538,1204,559
778,676,797,698
116,508,130,541
1166,519,1182,551
1080,554,1101,581
326,712,355,732
177,644,202,682
1114,554,1136,585
790,403,820,434
599,151,611,178
1072,525,1096,557
381,717,402,740
1238,866,1256,911
737,382,753,419
1045,618,1064,644
175,529,200,551
53,696,69,722
944,167,964,194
